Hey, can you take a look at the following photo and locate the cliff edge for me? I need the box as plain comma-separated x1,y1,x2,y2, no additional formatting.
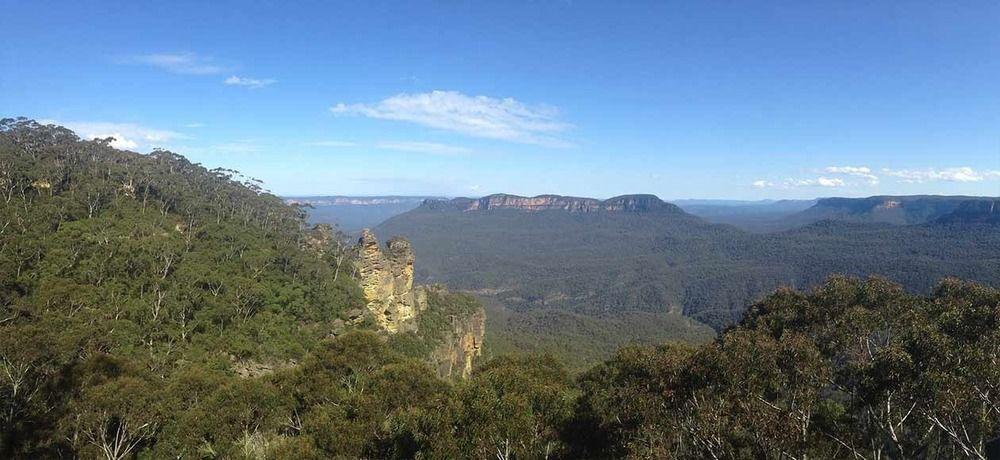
354,230,485,378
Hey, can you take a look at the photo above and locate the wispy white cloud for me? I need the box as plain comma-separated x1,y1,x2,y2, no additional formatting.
305,140,357,148
756,165,1000,190
780,177,846,188
753,177,845,188
331,90,573,147
816,177,846,187
824,165,879,185
40,119,185,151
224,75,276,89
376,141,471,156
183,122,206,128
126,53,225,75
824,166,871,175
882,167,1000,183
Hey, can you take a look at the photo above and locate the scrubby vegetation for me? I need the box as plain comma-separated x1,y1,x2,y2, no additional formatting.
482,299,715,373
2,119,998,458
388,288,482,360
0,118,366,456
568,276,1000,458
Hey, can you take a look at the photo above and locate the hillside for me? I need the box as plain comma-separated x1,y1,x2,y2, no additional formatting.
675,196,998,232
934,198,1000,224
784,195,996,227
377,193,1000,333
0,119,485,457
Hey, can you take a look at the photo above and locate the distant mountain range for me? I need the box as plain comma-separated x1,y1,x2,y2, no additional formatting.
373,193,1000,368
785,195,998,226
298,193,998,235
285,195,443,232
286,196,442,206
673,199,817,232
424,193,682,213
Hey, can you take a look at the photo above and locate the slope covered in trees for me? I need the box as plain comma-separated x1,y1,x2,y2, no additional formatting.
783,195,997,227
0,119,480,457
0,118,372,456
568,276,1000,458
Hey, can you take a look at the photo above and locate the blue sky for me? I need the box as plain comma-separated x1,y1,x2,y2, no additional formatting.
2,1,998,199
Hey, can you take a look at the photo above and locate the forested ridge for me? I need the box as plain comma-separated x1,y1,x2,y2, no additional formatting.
377,196,1000,330
2,119,999,459
0,118,477,457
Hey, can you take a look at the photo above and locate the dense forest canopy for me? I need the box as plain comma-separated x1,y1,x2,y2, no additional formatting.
0,119,472,457
2,119,999,459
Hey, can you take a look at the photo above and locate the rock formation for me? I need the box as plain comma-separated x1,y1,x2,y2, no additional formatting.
429,307,486,379
421,193,677,213
353,230,486,378
304,224,336,256
355,229,425,333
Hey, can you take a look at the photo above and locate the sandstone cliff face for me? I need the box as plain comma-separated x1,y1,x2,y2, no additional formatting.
353,231,486,378
355,229,424,333
422,193,676,213
429,307,486,379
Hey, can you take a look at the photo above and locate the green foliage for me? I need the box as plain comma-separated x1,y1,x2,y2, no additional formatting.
483,298,714,373
4,119,999,459
0,118,363,457
452,354,576,459
568,276,1000,459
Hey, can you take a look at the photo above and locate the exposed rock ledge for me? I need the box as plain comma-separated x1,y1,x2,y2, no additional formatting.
430,306,486,379
421,193,678,213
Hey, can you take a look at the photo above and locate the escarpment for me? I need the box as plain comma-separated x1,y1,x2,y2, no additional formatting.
420,193,681,213
792,195,998,225
429,306,485,379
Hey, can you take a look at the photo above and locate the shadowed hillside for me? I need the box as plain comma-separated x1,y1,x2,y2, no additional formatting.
785,195,997,226
377,194,1000,333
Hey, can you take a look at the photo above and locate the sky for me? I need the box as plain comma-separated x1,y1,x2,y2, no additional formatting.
2,0,999,199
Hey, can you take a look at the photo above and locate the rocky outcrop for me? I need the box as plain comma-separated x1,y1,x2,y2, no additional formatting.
421,193,678,213
355,229,425,333
304,224,335,256
352,231,486,378
429,307,486,379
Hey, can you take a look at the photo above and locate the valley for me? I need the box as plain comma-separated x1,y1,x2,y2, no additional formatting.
7,2,1000,457
369,193,1000,367
3,119,999,458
